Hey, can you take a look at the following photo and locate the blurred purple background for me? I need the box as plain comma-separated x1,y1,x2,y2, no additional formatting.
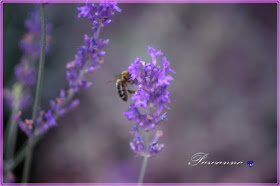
3,3,277,183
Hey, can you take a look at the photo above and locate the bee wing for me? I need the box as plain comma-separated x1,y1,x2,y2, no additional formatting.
106,74,122,84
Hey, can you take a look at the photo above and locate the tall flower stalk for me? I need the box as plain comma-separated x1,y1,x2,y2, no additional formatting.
5,2,121,182
3,5,52,181
124,46,175,184
21,3,47,183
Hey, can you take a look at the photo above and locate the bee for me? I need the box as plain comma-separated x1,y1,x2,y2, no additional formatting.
110,70,136,101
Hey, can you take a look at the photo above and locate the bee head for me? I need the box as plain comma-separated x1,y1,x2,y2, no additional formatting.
121,70,131,80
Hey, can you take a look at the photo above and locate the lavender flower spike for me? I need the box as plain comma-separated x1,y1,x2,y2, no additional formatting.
16,3,122,137
124,46,175,157
66,2,122,93
4,8,52,112
77,2,122,37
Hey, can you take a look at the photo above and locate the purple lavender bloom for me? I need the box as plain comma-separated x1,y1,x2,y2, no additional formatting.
148,130,165,155
68,99,80,110
49,89,67,116
14,59,36,86
35,111,45,130
130,126,145,155
66,2,121,93
125,46,175,130
34,89,80,135
124,103,140,121
45,110,56,127
24,9,52,34
77,2,122,37
65,35,102,92
124,46,175,156
4,90,14,109
34,109,56,135
77,3,92,18
19,9,52,57
131,90,149,108
19,93,33,110
128,58,143,82
15,112,33,136
16,3,121,137
4,86,33,110
100,1,122,12
148,45,163,65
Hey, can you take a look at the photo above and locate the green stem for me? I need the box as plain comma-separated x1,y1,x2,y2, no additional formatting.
138,155,149,184
4,83,25,179
11,134,42,171
21,4,46,183
3,108,19,180
10,141,27,171
4,108,19,160
138,132,149,184
31,5,46,125
22,138,33,183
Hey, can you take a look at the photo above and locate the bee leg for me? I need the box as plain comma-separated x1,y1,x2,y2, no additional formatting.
128,90,136,94
128,79,137,85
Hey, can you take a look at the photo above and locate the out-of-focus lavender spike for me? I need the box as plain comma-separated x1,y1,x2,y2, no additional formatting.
14,60,36,86
20,9,52,57
19,3,122,136
4,7,52,115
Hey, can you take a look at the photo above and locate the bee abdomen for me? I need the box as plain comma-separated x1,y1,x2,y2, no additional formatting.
120,93,128,101
116,80,128,101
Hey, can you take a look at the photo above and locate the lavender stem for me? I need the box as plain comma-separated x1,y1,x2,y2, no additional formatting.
5,108,19,161
138,132,149,184
21,139,33,183
10,134,42,172
31,3,47,128
138,155,149,184
22,4,46,183
3,107,20,180
4,83,24,165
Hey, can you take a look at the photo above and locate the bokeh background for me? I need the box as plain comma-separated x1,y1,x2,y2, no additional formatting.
3,3,277,183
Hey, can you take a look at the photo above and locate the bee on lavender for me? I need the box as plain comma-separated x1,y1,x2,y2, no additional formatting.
114,70,136,101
